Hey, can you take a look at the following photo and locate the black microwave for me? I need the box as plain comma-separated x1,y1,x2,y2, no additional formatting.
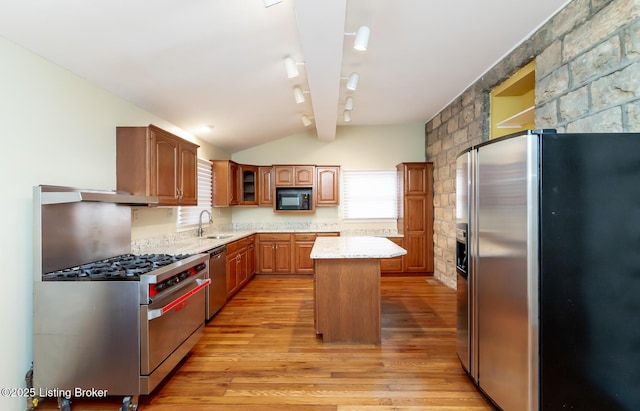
275,187,312,210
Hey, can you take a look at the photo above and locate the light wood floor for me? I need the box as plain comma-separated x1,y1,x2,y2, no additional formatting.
36,276,495,411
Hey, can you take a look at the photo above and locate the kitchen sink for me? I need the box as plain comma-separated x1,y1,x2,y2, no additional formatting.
206,234,233,239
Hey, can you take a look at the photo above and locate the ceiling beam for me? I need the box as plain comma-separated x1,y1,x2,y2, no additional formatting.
294,0,346,141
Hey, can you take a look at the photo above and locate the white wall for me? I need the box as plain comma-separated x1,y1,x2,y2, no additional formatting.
0,36,219,410
233,123,425,168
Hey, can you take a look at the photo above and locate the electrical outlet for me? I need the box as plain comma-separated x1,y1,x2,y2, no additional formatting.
132,209,139,221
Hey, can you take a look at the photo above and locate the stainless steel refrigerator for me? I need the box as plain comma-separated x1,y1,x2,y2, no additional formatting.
456,129,640,411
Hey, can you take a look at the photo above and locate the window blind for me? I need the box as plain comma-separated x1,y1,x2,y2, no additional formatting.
177,158,213,228
342,170,398,219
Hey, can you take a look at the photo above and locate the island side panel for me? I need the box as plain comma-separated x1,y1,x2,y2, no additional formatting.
314,258,381,344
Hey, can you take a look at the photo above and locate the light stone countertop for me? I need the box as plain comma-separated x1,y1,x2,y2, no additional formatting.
137,231,255,255
311,236,407,259
133,226,402,256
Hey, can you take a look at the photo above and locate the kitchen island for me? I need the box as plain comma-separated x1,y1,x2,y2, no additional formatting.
311,236,407,344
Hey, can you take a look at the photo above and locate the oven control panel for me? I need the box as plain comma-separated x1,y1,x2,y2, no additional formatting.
148,262,207,298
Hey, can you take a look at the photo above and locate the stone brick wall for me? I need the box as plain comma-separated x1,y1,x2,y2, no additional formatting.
425,0,640,289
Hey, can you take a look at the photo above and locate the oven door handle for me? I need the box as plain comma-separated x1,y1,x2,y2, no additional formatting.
147,278,211,320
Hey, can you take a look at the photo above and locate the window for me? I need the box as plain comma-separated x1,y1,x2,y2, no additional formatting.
177,158,212,229
342,170,398,219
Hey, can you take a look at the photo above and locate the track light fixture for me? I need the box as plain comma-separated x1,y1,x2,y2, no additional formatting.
343,111,352,123
344,96,354,111
341,72,360,90
293,87,308,104
346,72,360,90
345,25,370,51
284,57,302,78
302,115,313,127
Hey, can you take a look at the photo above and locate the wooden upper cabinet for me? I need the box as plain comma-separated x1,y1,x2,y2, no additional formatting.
274,166,294,186
274,165,315,186
116,125,199,206
178,141,198,205
295,166,315,185
403,163,429,195
315,166,340,206
258,166,274,206
238,164,258,206
211,160,239,206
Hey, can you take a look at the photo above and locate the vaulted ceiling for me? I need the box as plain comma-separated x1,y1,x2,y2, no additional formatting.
0,0,570,153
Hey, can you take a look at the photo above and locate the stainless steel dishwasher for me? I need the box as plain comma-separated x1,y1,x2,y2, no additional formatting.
206,245,227,320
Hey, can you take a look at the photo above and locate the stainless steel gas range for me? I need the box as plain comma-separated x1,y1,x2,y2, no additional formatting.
30,185,209,411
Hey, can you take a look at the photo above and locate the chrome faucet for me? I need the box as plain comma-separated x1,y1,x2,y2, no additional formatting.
197,209,213,237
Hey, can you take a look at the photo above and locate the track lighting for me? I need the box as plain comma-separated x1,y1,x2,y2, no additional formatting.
346,72,360,90
343,111,352,123
345,25,370,51
344,96,354,111
293,87,307,104
284,57,301,78
302,115,313,127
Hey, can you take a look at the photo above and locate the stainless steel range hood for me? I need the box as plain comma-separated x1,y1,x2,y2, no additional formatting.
36,185,158,205
34,185,157,277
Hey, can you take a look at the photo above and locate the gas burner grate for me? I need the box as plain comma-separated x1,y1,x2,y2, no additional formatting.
43,253,193,281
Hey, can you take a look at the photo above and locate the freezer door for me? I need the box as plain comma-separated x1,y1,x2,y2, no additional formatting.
476,134,539,411
455,152,471,376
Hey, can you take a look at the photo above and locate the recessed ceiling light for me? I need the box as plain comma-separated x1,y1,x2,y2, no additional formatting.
198,125,213,134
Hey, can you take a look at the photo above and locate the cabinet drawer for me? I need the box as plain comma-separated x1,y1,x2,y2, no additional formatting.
258,233,292,242
226,240,242,254
380,257,403,272
294,233,317,242
381,237,404,273
239,235,255,248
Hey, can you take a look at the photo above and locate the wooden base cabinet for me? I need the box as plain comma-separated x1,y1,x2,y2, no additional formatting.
258,232,340,274
397,162,434,273
257,233,292,274
226,235,256,298
314,258,381,344
380,237,404,273
293,234,316,274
